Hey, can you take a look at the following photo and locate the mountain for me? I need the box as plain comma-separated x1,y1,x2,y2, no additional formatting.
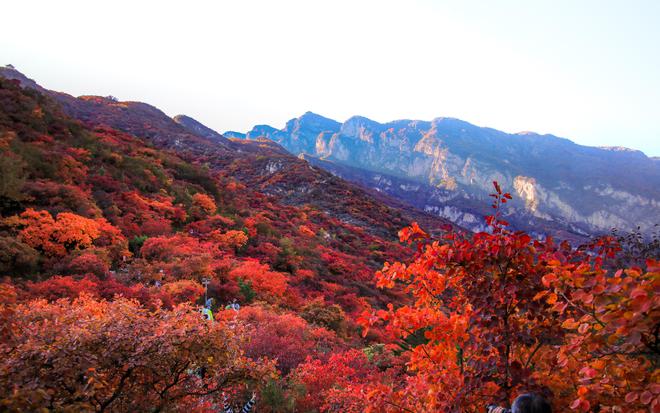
0,66,455,288
21,67,458,238
231,112,660,238
2,66,657,412
173,114,226,142
0,66,424,315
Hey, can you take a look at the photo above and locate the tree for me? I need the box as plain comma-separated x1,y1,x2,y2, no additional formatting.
0,295,276,412
0,134,27,207
228,306,340,376
362,183,560,410
211,229,249,252
190,193,217,220
161,279,205,304
229,260,288,301
0,237,39,276
61,252,110,278
542,255,659,411
5,209,101,257
301,299,347,335
26,275,99,301
360,183,660,411
93,217,129,262
291,349,378,413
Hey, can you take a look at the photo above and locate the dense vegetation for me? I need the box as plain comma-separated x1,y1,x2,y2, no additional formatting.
0,76,658,412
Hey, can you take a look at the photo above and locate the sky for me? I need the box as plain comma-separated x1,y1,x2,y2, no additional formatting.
2,0,659,156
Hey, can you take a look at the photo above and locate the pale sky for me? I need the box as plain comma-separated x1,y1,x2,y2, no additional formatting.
2,0,659,156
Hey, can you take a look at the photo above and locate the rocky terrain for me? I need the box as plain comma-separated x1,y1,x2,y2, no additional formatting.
229,112,660,238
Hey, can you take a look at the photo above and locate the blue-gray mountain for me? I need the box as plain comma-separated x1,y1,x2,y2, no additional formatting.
226,112,660,238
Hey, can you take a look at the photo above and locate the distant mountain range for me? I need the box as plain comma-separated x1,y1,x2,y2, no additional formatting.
226,112,660,238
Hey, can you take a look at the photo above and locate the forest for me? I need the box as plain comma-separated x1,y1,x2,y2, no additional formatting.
0,75,658,412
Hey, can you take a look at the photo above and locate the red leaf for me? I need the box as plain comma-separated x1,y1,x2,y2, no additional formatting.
542,273,557,287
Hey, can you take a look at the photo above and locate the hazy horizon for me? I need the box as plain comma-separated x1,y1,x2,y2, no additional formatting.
2,0,659,156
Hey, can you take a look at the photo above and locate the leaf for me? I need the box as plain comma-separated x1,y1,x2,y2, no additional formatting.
542,273,557,287
641,391,653,404
579,366,597,379
532,291,548,301
630,287,647,300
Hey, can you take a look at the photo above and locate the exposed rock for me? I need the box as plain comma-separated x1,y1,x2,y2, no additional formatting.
228,113,660,237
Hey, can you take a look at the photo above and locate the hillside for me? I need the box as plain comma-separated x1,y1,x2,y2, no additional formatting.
232,111,660,239
0,71,418,409
1,68,658,412
1,69,457,311
0,67,454,240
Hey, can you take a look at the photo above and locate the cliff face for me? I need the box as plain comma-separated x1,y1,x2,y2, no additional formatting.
234,112,660,238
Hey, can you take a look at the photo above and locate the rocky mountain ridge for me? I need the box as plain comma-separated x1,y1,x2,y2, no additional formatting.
230,111,660,237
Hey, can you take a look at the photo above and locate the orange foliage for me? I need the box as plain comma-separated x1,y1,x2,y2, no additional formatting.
298,225,315,238
211,229,248,252
0,295,276,412
543,257,659,411
161,279,205,304
6,209,100,257
190,193,217,219
360,183,660,411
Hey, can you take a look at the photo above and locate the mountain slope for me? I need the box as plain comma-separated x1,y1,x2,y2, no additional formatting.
173,114,227,142
0,66,454,241
0,69,415,314
232,112,660,238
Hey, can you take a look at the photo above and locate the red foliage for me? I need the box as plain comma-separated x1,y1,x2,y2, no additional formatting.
228,259,288,299
27,275,100,301
62,252,110,278
228,306,340,375
113,191,184,237
291,349,380,412
360,183,660,411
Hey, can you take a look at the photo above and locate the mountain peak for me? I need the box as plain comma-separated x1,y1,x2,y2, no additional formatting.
300,110,322,118
244,124,279,140
344,115,379,125
431,117,478,130
173,114,226,141
289,112,341,132
0,64,45,92
341,115,383,136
